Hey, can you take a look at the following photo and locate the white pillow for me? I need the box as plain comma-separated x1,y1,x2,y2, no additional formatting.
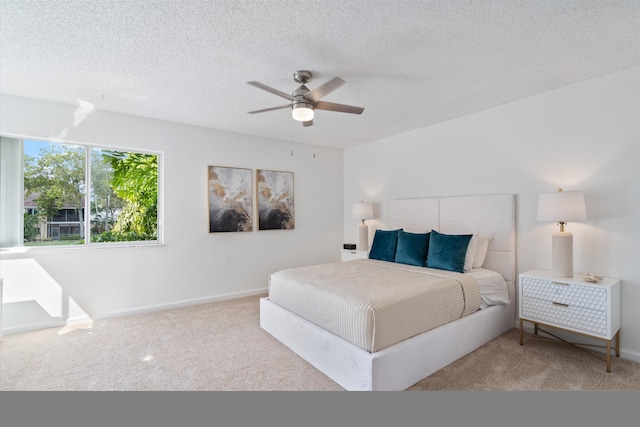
472,236,492,269
463,235,478,272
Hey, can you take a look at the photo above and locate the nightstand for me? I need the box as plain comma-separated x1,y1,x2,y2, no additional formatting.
341,249,369,261
518,269,621,372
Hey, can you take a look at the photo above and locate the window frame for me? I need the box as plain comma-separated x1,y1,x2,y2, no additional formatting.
1,133,164,251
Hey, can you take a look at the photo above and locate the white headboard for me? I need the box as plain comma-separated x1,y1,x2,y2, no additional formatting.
390,194,516,289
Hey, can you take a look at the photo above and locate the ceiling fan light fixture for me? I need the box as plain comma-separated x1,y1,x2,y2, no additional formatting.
248,71,363,127
291,102,314,122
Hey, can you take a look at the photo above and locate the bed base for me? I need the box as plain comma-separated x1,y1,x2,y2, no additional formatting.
260,296,515,391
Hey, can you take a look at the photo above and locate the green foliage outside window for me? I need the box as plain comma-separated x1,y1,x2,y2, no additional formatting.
23,212,39,242
100,151,158,239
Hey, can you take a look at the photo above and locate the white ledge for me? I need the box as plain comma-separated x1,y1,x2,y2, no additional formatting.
0,241,164,255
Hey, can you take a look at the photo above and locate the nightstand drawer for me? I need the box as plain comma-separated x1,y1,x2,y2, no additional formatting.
521,297,607,336
521,276,607,312
341,249,369,261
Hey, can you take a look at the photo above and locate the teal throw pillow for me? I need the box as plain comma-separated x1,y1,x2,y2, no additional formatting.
426,230,473,273
368,229,402,262
395,230,430,266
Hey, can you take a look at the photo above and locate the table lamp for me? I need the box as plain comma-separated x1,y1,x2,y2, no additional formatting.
536,188,587,278
352,201,373,251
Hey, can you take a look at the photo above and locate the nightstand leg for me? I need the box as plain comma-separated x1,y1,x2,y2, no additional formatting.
615,330,620,357
606,339,611,373
519,318,523,345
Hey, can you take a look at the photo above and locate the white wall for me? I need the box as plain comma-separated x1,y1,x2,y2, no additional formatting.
0,94,344,333
344,66,640,360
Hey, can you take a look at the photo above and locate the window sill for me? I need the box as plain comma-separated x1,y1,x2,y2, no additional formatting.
1,241,164,254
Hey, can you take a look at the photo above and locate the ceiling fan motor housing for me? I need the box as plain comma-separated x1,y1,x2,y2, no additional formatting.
292,85,312,108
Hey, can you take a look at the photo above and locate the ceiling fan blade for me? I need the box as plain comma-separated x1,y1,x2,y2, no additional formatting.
302,119,313,127
304,77,346,103
314,101,364,115
248,104,291,114
247,81,294,101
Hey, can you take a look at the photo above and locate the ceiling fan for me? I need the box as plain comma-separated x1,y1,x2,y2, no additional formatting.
247,70,364,127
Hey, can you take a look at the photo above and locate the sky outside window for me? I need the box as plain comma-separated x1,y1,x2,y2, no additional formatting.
24,139,54,159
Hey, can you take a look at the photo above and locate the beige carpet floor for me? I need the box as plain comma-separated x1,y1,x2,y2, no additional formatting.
1,294,639,391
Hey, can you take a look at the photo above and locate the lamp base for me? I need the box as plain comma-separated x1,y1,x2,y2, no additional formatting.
552,232,573,278
358,224,369,251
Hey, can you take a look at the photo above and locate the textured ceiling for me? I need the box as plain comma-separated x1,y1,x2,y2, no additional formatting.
1,0,638,149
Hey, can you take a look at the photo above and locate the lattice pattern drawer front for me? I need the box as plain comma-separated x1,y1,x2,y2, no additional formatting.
521,297,607,336
521,277,607,312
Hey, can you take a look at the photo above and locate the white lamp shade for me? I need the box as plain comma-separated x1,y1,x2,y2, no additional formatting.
536,191,587,222
291,104,314,122
352,202,373,220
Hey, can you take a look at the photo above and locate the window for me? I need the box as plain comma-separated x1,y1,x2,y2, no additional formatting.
0,136,162,248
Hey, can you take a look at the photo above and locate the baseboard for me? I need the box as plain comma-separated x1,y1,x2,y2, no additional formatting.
2,318,66,336
92,287,268,321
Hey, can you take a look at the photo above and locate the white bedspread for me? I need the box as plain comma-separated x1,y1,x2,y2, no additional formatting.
267,259,481,353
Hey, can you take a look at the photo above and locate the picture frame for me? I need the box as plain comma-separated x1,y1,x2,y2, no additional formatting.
256,169,294,230
208,166,253,232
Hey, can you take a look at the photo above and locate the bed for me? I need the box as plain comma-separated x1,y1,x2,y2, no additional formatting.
260,193,516,390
